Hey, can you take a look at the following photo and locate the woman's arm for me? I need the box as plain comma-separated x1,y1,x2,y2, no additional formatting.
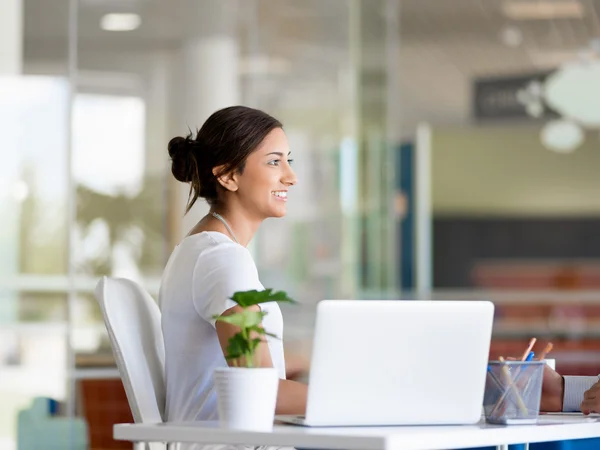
285,351,310,381
215,304,307,415
275,379,308,415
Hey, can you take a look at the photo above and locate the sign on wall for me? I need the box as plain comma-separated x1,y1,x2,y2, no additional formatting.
473,71,558,121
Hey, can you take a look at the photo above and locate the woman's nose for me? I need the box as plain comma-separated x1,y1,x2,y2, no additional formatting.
282,164,297,186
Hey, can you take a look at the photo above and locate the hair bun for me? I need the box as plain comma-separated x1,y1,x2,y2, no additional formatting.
168,136,196,183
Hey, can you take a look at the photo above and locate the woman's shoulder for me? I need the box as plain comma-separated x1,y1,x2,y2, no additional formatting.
178,231,257,272
187,233,263,300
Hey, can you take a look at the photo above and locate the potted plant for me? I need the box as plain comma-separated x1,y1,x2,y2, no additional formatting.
213,288,295,431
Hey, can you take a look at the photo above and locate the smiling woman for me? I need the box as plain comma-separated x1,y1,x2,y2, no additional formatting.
167,106,296,223
159,106,306,448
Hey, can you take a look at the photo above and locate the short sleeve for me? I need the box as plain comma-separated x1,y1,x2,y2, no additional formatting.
191,242,264,327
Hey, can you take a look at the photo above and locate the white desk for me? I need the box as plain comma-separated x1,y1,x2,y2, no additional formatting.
114,415,600,450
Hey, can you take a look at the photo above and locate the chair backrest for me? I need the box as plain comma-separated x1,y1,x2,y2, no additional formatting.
94,276,166,425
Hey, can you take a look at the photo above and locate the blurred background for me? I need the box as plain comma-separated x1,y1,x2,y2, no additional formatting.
1,0,600,448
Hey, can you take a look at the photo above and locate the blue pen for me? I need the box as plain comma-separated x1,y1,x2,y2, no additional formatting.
525,351,535,362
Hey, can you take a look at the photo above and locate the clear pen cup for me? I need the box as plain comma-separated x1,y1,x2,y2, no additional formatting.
484,360,545,425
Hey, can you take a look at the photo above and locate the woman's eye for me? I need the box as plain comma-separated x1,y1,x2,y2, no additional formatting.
287,159,294,165
268,160,280,166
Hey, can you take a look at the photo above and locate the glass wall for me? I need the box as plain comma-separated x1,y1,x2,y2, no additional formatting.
1,0,73,447
1,0,400,448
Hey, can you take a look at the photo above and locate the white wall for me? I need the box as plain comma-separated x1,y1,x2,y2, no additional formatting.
432,125,600,216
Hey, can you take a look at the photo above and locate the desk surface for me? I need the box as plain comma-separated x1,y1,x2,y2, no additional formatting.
114,415,600,450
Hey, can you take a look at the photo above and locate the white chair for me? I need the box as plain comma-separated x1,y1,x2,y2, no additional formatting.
94,276,166,450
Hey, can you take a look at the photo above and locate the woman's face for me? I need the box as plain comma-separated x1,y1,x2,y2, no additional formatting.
233,127,297,219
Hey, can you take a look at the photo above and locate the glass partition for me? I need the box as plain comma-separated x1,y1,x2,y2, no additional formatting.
2,0,400,448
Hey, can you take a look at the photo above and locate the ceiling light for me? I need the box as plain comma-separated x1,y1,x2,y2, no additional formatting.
502,1,584,20
540,120,584,153
239,56,291,76
543,60,600,128
500,26,524,47
100,13,141,31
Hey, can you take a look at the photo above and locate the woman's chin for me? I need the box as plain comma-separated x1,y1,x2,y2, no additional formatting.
268,206,287,218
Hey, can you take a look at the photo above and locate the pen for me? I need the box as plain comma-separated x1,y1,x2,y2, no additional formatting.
536,343,554,361
518,352,536,398
521,338,537,361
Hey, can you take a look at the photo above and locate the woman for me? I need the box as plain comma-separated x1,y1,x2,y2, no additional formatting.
159,106,308,428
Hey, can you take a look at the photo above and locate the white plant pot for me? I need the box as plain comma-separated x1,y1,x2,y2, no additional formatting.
214,367,279,431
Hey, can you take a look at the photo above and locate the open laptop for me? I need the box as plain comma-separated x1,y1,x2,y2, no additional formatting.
277,300,494,427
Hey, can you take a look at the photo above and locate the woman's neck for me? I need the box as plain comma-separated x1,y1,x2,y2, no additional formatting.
209,205,262,247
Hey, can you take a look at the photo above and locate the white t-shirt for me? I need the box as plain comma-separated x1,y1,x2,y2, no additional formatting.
159,231,286,428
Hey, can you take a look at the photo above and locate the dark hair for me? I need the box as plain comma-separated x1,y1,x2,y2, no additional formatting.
168,105,282,212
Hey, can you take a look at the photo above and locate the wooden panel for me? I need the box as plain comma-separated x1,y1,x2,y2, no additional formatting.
80,378,134,450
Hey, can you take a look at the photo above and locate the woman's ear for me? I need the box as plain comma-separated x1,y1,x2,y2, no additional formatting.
213,165,239,192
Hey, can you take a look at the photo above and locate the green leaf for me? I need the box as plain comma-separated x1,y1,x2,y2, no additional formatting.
226,334,250,358
247,325,279,340
213,310,266,328
243,310,268,327
248,337,263,352
230,288,296,307
224,335,265,368
246,325,265,334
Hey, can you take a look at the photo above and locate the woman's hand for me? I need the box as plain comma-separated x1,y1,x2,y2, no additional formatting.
581,381,600,415
540,363,564,412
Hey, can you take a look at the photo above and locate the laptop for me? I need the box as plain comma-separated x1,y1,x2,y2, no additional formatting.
277,299,494,427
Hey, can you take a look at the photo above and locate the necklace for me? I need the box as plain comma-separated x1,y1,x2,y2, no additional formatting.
211,212,239,244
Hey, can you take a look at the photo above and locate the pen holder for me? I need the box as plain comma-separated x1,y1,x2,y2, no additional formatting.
484,360,545,425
